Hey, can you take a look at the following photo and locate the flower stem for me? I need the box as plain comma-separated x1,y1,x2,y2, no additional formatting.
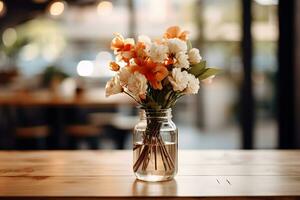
133,118,175,173
123,91,142,105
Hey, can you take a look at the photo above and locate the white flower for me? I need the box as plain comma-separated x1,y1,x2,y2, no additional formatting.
167,38,187,54
149,43,169,63
174,52,190,69
168,68,189,92
127,72,148,100
105,75,123,97
184,74,200,94
202,75,215,84
118,67,131,86
188,48,202,64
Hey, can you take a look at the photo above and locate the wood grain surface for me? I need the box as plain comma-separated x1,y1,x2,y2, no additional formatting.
0,150,300,199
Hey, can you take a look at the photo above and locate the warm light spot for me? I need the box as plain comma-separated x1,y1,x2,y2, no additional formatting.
49,1,65,16
2,28,17,47
77,60,94,77
0,1,5,16
97,1,113,16
0,0,6,17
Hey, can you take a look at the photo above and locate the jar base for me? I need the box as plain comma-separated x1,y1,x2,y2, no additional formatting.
134,172,175,182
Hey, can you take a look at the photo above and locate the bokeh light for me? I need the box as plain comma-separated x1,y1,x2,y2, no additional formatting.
97,1,113,16
77,60,94,77
254,0,278,5
2,28,17,47
49,1,65,16
0,0,5,16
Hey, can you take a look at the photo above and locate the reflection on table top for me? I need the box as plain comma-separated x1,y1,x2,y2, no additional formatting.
0,89,134,107
0,150,300,199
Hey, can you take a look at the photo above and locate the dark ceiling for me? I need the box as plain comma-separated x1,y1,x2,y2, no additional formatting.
0,0,101,31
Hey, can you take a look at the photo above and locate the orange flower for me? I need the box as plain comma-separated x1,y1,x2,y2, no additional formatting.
111,33,136,63
131,58,168,90
163,26,189,41
110,33,125,51
134,42,148,59
109,61,120,71
111,33,135,52
165,56,174,66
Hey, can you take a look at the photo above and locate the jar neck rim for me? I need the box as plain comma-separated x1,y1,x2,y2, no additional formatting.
139,108,172,112
139,108,172,119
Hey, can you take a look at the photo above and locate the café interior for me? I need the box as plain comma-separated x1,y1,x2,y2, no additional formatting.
0,0,299,150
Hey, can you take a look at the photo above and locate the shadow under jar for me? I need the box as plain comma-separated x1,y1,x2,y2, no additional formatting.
133,109,178,182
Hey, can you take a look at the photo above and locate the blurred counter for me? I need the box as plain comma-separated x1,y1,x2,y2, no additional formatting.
0,89,134,107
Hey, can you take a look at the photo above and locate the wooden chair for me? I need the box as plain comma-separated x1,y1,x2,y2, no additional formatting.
89,113,138,149
66,125,100,149
15,126,49,150
15,106,49,150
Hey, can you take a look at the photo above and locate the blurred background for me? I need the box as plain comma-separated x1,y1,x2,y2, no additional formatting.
0,0,299,150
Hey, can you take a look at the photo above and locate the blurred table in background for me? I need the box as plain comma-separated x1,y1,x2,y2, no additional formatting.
0,150,300,199
0,89,135,150
0,89,134,107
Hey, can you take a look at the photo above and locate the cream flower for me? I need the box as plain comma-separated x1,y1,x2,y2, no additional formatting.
118,67,131,86
149,43,169,63
116,38,135,60
138,35,151,45
184,74,200,94
188,48,202,64
105,75,123,97
167,38,187,54
124,38,135,46
121,51,133,60
174,52,190,69
168,68,189,92
127,72,148,100
138,35,152,55
202,75,215,84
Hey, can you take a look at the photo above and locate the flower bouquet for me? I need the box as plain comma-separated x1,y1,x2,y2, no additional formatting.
105,26,219,181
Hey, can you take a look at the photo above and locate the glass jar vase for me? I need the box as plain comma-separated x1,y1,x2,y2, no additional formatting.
133,109,178,182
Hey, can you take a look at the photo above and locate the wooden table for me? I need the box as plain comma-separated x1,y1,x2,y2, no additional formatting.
0,150,300,199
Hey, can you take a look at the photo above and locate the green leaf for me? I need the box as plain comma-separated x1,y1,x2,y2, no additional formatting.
187,40,192,51
188,60,206,77
197,68,221,80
